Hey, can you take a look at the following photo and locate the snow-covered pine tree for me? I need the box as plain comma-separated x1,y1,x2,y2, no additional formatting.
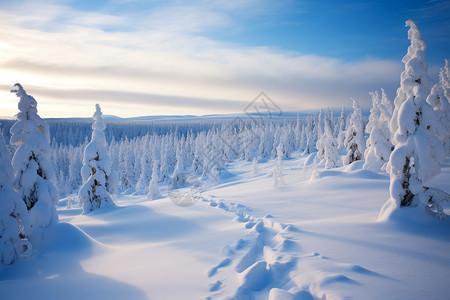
302,116,315,155
147,160,162,201
441,59,450,101
79,104,116,213
343,98,365,165
363,91,393,172
316,114,327,160
380,20,449,219
251,157,258,177
9,84,59,242
0,130,31,265
171,144,186,187
426,62,450,156
136,141,152,193
323,121,339,169
337,107,347,151
273,143,285,187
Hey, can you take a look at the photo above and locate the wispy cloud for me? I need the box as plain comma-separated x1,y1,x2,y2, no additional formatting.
0,0,404,117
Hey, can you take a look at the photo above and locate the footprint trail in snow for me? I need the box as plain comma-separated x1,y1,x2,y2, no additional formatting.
202,196,392,300
203,196,311,300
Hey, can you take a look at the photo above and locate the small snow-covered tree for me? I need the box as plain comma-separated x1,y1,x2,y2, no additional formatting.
302,116,315,155
273,144,285,187
316,114,327,160
147,160,162,201
336,107,347,151
251,157,258,177
171,144,187,187
363,91,393,172
79,104,116,213
0,130,31,265
323,121,339,169
343,98,365,165
380,20,448,219
9,84,58,242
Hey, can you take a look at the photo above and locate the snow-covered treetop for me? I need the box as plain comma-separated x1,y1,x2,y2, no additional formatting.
10,83,50,145
402,20,433,94
390,20,433,137
91,104,107,147
11,84,37,121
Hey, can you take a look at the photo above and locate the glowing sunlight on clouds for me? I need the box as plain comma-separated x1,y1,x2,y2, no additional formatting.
0,1,406,118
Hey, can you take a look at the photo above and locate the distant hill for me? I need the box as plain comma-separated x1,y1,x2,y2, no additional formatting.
45,108,368,122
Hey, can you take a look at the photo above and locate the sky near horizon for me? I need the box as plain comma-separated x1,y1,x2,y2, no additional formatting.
0,0,449,118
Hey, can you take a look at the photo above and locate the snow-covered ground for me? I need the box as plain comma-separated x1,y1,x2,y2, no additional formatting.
1,154,449,300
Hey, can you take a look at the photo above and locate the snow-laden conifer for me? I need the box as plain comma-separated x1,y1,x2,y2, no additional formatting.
343,98,365,165
79,104,116,213
336,107,347,151
273,144,285,187
323,121,339,169
0,130,31,265
9,84,58,242
147,160,162,201
251,157,258,177
171,144,187,187
426,62,450,155
363,91,393,171
380,20,448,219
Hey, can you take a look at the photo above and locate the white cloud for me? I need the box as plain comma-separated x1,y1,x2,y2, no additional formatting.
0,0,405,118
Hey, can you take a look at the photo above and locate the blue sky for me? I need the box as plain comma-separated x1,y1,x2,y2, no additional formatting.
0,0,448,118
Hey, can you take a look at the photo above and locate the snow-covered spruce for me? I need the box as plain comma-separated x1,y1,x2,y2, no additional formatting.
273,144,285,187
363,90,393,172
0,130,31,265
79,104,116,213
323,120,339,169
336,107,347,151
343,98,365,165
380,20,449,220
440,59,450,104
171,144,187,188
147,160,162,201
426,61,450,156
9,84,58,243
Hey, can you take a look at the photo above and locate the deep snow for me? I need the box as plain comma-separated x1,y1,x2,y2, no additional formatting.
1,154,449,300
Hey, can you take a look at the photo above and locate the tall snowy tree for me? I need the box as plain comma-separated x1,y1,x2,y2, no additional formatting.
79,104,116,213
9,84,59,243
380,20,448,219
343,98,365,165
0,130,31,265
